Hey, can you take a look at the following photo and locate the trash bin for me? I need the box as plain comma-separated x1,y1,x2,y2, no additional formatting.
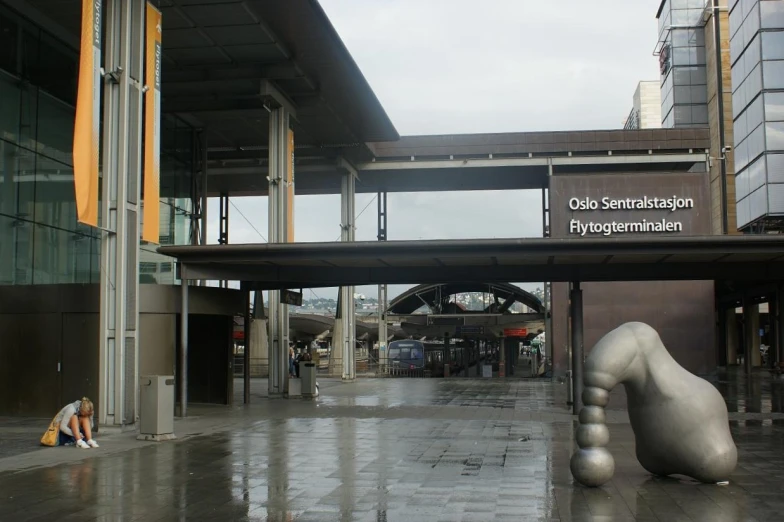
482,364,492,378
301,362,317,398
137,375,176,441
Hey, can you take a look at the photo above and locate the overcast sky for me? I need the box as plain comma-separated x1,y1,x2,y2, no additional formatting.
206,0,661,301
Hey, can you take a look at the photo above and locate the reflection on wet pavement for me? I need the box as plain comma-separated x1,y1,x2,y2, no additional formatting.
2,368,784,520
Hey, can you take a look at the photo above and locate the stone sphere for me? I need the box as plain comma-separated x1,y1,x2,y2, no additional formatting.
582,386,610,407
570,448,615,487
579,405,606,425
576,423,610,448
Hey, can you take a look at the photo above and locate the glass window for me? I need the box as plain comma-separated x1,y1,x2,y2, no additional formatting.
764,60,784,89
748,123,766,161
768,183,784,214
692,104,709,125
736,169,751,200
0,73,20,144
0,214,33,284
743,34,761,79
748,154,766,192
768,154,784,183
737,196,751,229
33,155,76,230
0,141,35,220
0,8,17,75
761,1,784,29
767,122,784,150
735,109,748,143
762,32,784,61
32,225,95,284
766,92,784,122
33,33,77,106
675,105,694,125
35,91,74,166
736,135,750,171
747,94,765,131
749,184,769,221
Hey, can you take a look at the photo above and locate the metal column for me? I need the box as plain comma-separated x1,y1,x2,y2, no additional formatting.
218,192,229,245
571,282,584,414
340,170,356,380
743,297,754,375
244,289,251,404
218,192,229,288
200,131,208,245
377,192,388,372
98,0,144,428
544,164,553,377
267,107,291,395
179,277,189,417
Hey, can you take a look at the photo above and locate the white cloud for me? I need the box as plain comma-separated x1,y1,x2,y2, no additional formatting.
207,0,662,299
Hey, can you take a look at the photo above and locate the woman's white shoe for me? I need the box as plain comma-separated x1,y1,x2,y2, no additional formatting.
76,439,90,449
87,439,99,448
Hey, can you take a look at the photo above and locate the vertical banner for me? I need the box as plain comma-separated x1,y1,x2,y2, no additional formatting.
286,128,295,243
73,0,102,227
143,3,162,243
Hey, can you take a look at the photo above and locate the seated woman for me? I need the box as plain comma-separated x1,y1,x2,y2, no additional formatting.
57,397,99,449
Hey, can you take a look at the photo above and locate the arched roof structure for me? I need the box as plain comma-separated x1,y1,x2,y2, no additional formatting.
388,283,544,315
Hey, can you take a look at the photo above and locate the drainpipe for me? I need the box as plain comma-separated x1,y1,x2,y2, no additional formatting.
713,0,729,235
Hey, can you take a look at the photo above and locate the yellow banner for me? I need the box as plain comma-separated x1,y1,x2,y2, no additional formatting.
73,0,101,227
143,3,162,244
286,128,295,243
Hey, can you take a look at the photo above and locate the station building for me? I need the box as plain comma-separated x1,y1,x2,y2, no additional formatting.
0,0,781,424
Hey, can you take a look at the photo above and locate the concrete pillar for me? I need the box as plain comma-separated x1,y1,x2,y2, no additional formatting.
329,313,344,377
750,305,761,367
726,307,738,366
340,169,356,380
267,106,293,396
250,319,268,377
98,0,144,428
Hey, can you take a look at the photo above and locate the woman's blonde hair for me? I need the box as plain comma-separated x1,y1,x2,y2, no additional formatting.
79,397,94,416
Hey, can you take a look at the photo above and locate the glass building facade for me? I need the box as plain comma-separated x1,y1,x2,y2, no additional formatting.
730,0,784,230
0,4,195,286
657,0,710,128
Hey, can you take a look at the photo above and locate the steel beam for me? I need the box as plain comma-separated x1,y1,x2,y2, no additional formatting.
98,0,144,428
358,153,704,171
267,107,291,396
340,167,356,380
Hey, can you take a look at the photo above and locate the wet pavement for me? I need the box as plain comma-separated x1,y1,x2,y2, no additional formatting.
2,370,784,521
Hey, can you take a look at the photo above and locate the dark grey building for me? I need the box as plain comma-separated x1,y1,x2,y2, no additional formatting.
729,0,784,231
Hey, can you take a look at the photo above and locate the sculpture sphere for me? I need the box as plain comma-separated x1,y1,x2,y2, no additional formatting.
570,322,737,487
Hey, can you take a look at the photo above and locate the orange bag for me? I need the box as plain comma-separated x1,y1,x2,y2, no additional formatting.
40,416,60,446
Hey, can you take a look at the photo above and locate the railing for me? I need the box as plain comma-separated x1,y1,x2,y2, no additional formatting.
386,367,431,378
232,356,269,377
